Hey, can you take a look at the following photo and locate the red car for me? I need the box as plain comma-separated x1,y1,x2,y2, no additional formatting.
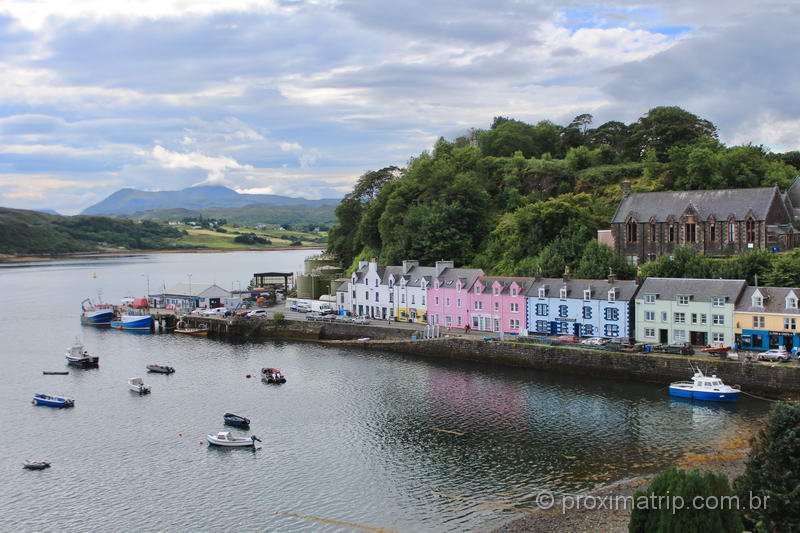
554,334,579,343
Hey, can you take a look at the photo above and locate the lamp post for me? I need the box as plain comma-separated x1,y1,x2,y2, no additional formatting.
188,273,193,311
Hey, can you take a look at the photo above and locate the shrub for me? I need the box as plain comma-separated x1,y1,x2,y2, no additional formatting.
735,402,800,532
629,467,742,533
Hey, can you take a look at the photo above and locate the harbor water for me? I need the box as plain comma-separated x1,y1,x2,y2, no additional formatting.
0,251,769,532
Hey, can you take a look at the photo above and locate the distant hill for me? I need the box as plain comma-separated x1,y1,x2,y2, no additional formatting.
134,203,337,227
35,209,61,216
0,207,184,255
82,185,340,216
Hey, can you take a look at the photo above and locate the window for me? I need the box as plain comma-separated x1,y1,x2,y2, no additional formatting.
560,287,568,299
644,311,655,321
686,223,697,243
558,305,568,318
535,303,548,316
510,319,520,330
700,314,707,325
493,287,499,296
445,297,450,307
753,295,763,307
511,288,517,297
712,314,724,325
434,296,439,305
494,302,499,312
538,287,546,298
661,312,668,322
558,322,571,334
475,286,481,294
422,296,425,306
457,316,462,326
668,223,675,242
677,295,690,305
788,297,798,309
445,316,451,326
626,218,638,243
605,324,620,337
728,221,736,242
645,294,656,304
583,306,592,319
352,290,356,299
535,320,548,332
474,301,483,310
389,293,394,303
608,290,616,302
712,332,725,344
584,289,591,300
785,318,797,330
753,316,765,328
674,312,686,324
605,307,619,321
510,303,519,313
746,218,756,243
411,295,415,305
375,292,380,302
709,224,716,242
712,297,724,307
457,298,462,308
473,317,479,328
650,222,658,242
401,294,405,304
691,313,698,324
644,328,655,338
674,329,686,341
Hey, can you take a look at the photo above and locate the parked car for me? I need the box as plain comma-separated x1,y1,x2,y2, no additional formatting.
247,309,269,318
318,305,335,315
553,334,579,344
201,307,228,316
580,337,607,346
654,342,694,355
757,349,791,362
352,316,371,325
296,304,311,313
305,312,322,321
335,315,353,323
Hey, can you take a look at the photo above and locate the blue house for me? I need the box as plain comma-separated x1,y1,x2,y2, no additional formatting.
525,271,639,341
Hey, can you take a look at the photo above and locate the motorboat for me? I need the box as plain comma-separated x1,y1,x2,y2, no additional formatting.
223,413,250,428
174,324,209,336
80,298,114,326
668,367,740,402
32,394,75,408
146,364,175,374
111,313,154,331
207,431,260,447
128,377,151,395
23,461,51,470
43,371,69,375
261,367,286,384
65,339,99,368
701,345,731,355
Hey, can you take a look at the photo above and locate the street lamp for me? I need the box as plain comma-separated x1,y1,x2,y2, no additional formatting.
188,273,193,310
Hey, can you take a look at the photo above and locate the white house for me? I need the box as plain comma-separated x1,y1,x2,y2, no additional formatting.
160,283,233,311
345,259,434,322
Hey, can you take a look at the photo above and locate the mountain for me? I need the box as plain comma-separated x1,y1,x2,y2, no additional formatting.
35,209,61,216
82,185,340,216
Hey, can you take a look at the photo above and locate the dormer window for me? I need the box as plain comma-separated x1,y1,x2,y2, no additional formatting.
753,294,764,307
677,295,690,305
560,287,567,299
645,294,656,304
375,279,378,287
608,290,616,302
511,287,517,297
583,289,591,300
538,287,546,298
711,296,724,307
475,286,481,295
788,296,798,309
493,287,499,296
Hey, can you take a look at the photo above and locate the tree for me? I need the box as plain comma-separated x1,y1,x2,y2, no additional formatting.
735,402,800,532
575,240,636,280
632,106,718,162
762,250,800,287
629,467,742,533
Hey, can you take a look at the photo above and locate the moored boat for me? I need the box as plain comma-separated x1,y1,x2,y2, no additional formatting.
261,367,286,384
80,298,114,327
23,461,51,470
43,371,69,375
33,393,74,408
701,345,731,355
668,368,740,402
111,313,154,331
206,431,260,447
223,413,250,428
65,339,99,368
174,326,209,336
128,377,151,394
146,364,175,374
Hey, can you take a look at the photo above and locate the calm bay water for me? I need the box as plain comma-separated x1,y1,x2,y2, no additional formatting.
0,251,769,532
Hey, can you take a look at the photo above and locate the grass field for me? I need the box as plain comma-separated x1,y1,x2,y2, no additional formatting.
175,227,326,249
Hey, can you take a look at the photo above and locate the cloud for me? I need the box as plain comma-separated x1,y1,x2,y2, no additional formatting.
151,145,252,183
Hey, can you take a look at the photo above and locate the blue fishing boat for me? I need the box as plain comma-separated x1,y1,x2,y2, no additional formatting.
80,298,114,326
32,394,75,408
668,368,740,402
111,313,153,331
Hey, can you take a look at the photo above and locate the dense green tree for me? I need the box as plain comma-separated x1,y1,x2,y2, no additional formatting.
735,402,800,532
632,106,718,161
629,467,742,533
762,250,800,287
574,240,636,280
639,246,716,279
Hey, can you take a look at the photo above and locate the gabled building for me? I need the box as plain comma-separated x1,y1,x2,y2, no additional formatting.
469,277,530,334
160,283,232,311
525,270,638,340
427,262,483,330
610,180,798,265
344,259,434,323
735,286,800,351
634,278,746,346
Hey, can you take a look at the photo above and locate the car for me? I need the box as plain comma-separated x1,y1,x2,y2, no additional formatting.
655,342,694,355
352,316,371,325
335,315,353,323
554,334,579,344
289,304,298,312
318,305,335,315
757,349,790,362
580,337,607,346
305,312,322,321
296,304,311,313
247,309,269,317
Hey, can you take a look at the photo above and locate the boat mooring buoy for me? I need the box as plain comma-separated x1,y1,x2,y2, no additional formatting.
246,374,252,378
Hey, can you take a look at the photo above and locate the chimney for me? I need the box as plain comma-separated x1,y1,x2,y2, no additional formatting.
358,260,368,269
367,257,377,273
563,265,571,282
608,267,617,284
622,179,631,197
535,265,542,281
435,260,454,277
402,260,419,274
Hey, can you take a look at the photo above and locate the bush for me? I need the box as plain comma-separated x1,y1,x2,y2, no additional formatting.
629,467,742,533
233,233,269,245
271,312,285,323
735,402,800,532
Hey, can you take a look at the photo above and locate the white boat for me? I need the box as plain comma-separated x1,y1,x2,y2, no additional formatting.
206,431,261,447
128,377,151,395
65,339,99,368
668,367,740,402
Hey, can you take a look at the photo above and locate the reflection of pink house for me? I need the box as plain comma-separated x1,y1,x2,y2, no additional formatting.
469,277,530,334
427,261,483,330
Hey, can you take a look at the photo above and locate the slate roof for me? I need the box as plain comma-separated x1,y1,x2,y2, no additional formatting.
524,277,640,301
436,267,484,290
736,286,800,315
476,276,533,295
636,278,747,303
163,283,231,297
611,186,780,224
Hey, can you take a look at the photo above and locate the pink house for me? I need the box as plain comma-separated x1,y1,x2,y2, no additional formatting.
427,261,483,330
469,277,530,334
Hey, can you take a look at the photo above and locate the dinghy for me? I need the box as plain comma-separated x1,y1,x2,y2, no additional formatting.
223,413,250,428
146,364,175,374
32,394,74,408
206,432,261,447
23,461,51,470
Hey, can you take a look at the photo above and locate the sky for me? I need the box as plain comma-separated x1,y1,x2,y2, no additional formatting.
0,0,798,214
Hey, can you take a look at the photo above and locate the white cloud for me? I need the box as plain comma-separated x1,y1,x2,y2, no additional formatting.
151,145,252,182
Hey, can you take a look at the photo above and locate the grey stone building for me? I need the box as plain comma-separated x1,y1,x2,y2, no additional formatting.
610,179,800,264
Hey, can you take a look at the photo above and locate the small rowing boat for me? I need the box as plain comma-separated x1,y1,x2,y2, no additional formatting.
223,413,250,428
146,364,175,374
33,394,75,408
23,461,51,470
43,371,69,375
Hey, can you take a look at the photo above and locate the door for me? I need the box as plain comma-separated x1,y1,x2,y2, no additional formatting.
494,318,500,332
690,331,707,346
659,329,668,343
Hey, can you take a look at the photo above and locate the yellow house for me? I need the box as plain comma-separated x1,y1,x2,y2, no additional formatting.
735,286,800,351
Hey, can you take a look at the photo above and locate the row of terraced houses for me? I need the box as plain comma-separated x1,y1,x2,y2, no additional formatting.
336,259,800,352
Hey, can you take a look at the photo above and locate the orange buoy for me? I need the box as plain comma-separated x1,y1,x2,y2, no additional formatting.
31,400,35,404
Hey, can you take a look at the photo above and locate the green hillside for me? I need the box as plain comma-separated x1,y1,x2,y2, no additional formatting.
328,107,800,280
133,203,337,227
